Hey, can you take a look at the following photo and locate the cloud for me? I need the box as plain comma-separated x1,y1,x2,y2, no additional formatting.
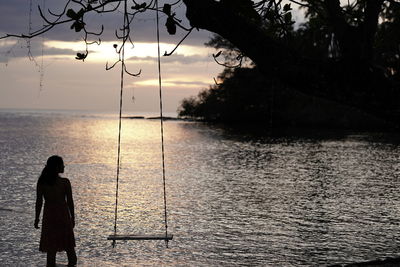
1,39,215,64
134,79,210,88
0,40,18,47
127,54,213,65
0,38,216,73
0,38,77,63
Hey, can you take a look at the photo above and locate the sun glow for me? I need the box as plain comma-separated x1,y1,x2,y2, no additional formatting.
0,39,18,47
44,40,210,62
134,78,209,88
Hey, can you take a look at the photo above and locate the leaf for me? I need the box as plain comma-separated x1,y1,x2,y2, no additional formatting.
163,4,171,15
214,51,222,58
284,12,292,24
75,53,87,60
71,21,85,32
165,16,176,35
66,9,77,20
265,10,275,20
283,3,291,12
76,8,85,19
132,2,146,10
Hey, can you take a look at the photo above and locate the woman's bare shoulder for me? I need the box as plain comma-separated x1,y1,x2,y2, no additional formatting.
60,177,71,185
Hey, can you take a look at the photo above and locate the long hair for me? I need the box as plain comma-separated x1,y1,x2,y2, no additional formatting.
38,155,64,186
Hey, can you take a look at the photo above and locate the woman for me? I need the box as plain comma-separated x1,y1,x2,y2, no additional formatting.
35,155,77,267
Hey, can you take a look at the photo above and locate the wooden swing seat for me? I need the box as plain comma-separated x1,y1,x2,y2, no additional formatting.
107,234,173,241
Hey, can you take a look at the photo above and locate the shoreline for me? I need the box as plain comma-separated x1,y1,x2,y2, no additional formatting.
122,115,191,121
330,256,400,267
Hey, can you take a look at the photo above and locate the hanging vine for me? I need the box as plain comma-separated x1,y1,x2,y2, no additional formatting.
27,0,46,91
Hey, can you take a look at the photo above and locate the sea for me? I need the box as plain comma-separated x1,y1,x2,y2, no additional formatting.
0,109,399,266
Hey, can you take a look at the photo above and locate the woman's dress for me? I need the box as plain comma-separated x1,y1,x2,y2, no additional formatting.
39,180,76,252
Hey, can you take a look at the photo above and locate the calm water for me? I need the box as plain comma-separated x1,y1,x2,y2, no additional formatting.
0,109,399,267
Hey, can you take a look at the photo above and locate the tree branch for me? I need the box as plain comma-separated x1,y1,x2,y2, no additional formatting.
182,0,290,72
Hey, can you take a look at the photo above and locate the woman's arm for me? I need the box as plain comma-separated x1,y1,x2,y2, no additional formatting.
35,183,43,229
65,178,75,227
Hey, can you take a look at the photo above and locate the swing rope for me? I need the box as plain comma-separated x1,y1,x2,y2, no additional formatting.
112,0,127,248
111,0,170,248
155,0,170,248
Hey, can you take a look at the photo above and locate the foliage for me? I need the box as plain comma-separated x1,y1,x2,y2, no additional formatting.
178,0,400,125
375,2,400,79
178,68,272,122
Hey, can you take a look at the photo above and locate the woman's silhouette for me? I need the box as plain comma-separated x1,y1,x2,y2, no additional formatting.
35,155,77,267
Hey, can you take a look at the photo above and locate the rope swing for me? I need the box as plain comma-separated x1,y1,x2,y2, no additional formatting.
107,0,172,248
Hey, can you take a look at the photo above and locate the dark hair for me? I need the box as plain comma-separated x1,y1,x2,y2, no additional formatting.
38,155,64,185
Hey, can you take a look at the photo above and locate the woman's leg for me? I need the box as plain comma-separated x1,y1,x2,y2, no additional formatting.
46,251,56,267
66,248,77,266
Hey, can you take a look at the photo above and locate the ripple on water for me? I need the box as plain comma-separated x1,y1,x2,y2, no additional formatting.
0,111,400,266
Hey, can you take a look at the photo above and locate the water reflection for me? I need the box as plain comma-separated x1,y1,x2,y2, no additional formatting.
0,111,399,266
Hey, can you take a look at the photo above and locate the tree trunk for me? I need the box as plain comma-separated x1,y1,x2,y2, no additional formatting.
324,0,383,63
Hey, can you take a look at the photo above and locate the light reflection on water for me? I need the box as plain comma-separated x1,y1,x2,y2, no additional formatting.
0,110,400,266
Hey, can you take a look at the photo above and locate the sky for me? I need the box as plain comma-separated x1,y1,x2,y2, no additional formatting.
0,0,224,114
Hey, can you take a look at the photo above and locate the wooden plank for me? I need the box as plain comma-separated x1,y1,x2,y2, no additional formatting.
107,234,173,241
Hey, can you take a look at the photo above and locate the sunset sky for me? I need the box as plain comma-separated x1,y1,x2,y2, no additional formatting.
0,0,224,114
0,0,307,114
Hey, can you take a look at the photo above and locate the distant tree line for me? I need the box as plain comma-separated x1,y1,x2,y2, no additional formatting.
178,68,273,123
